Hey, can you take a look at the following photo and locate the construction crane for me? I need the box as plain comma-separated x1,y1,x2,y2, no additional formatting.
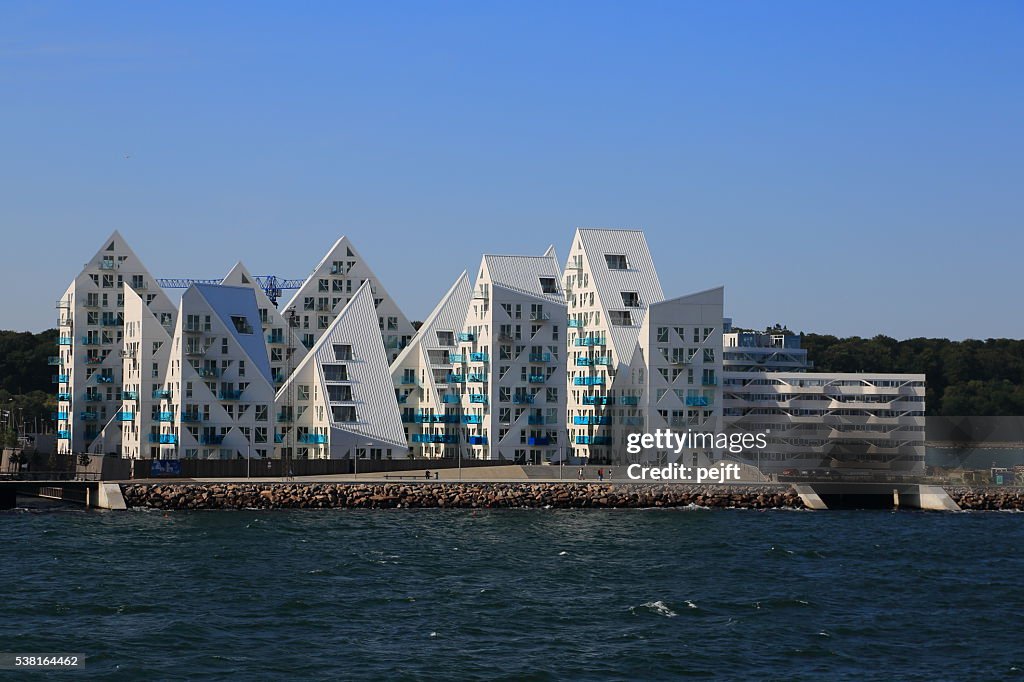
155,275,305,306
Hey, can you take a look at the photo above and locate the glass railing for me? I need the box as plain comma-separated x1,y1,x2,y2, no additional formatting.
574,336,606,346
52,374,69,383
449,354,465,363
470,352,489,362
152,389,172,399
447,374,466,383
56,392,71,401
574,376,605,386
81,337,100,345
148,434,178,444
299,434,327,444
48,356,62,365
528,437,550,446
583,395,612,405
58,337,72,345
199,434,224,445
412,434,460,444
467,373,487,383
457,332,474,342
158,412,174,422
57,430,70,439
529,353,552,363
468,436,487,445
121,390,138,400
442,394,461,404
96,375,114,384
686,396,710,406
528,375,546,383
218,390,243,400
79,412,98,421
573,415,611,425
180,413,203,423
462,414,483,424
469,394,487,404
620,396,639,406
567,319,584,328
527,416,545,425
512,394,534,404
117,412,135,421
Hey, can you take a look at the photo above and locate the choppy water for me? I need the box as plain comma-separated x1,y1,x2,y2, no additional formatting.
3,503,1023,680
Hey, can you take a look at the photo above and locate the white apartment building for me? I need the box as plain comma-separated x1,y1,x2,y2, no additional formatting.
56,232,177,455
120,283,277,460
449,250,567,464
390,272,473,459
564,228,724,465
280,237,416,365
274,282,408,460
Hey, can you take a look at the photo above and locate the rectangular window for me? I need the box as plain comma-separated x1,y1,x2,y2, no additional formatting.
609,310,633,326
605,254,628,270
436,331,454,347
539,277,558,294
333,344,353,361
621,291,641,307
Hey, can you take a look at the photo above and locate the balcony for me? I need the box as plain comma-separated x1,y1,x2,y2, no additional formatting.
79,411,98,421
468,436,487,446
185,346,207,356
573,415,611,425
400,377,419,385
567,319,584,328
58,337,73,345
527,416,545,425
181,412,204,423
414,414,459,424
574,337,606,347
594,356,612,366
528,437,550,446
447,374,466,384
95,375,114,384
99,260,116,270
470,352,489,362
469,394,487,404
121,390,138,400
575,435,611,445
686,396,710,407
81,337,100,345
56,392,71,401
197,368,220,378
148,434,178,444
299,433,327,444
512,394,534,405
574,376,605,386
623,417,644,426
462,414,483,424
467,373,487,383
218,390,243,400
529,311,550,321
266,331,285,344
274,433,284,443
84,394,103,402
701,378,718,386
48,356,62,366
53,411,68,420
442,394,461,404
117,412,135,422
101,317,121,327
449,354,465,363
457,332,474,342
57,430,70,439
576,358,592,367
158,412,175,422
199,434,225,445
152,389,172,400
582,395,612,406
276,412,293,422
412,434,460,444
52,374,69,384
86,356,104,365
528,353,552,363
620,396,639,406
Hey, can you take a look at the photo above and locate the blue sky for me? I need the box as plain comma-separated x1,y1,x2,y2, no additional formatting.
2,1,1021,338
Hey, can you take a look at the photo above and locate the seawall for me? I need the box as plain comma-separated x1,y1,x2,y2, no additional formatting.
120,482,803,510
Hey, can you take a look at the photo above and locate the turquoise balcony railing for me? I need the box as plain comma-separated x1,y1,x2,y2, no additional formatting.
470,352,489,362
158,412,174,422
701,378,718,386
573,415,611,425
116,412,134,421
620,396,639,406
528,375,546,383
467,373,487,383
276,412,292,422
528,353,551,363
397,393,409,404
101,316,120,326
528,436,550,446
462,414,482,424
400,377,418,385
53,411,68,420
527,415,545,425
199,434,224,445
512,394,534,405
57,430,70,439
412,434,459,444
414,414,459,424
567,319,583,328
266,331,285,344
58,337,72,345
197,368,219,378
96,375,114,384
299,433,327,444
582,395,612,406
52,374,69,383
623,417,643,426
574,336,606,347
574,376,605,386
457,332,474,342
152,389,172,399
447,374,466,383
219,390,243,400
121,390,138,400
274,433,284,443
56,392,71,401
180,413,204,422
469,394,487,404
576,358,592,366
84,394,103,402
575,435,611,445
594,356,612,366
442,394,461,404
686,396,709,407
449,354,465,363
148,434,178,444
468,435,487,445
81,337,100,345
48,356,62,366
79,411,98,421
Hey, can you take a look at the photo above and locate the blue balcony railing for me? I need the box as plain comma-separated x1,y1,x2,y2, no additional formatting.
81,337,100,345
48,356,62,366
397,393,409,404
467,373,487,383
469,394,487,404
56,392,71,401
528,353,552,363
567,319,583,328
582,395,612,405
96,375,114,384
442,394,461,404
53,411,68,420
84,394,103,402
686,396,710,407
199,434,225,445
79,411,98,421
512,394,534,405
412,434,460,444
197,368,219,378
574,376,605,386
457,332,474,342
116,412,135,421
575,435,611,445
447,374,466,384
573,415,611,425
470,352,489,362
57,430,70,439
448,354,465,363
52,374,69,383
462,414,482,424
158,412,174,422
414,414,459,424
576,358,592,366
148,434,178,444
527,416,545,425
623,417,643,426
400,377,418,385
121,390,138,400
267,331,285,344
620,396,639,406
219,390,243,400
274,433,284,443
594,356,612,365
528,437,550,446
528,375,546,384
153,389,172,400
574,336,606,347
58,337,73,345
299,433,327,444
180,413,204,423
468,436,487,445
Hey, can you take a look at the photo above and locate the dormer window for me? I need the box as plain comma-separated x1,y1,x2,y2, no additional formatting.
605,254,628,270
621,291,641,307
539,277,558,294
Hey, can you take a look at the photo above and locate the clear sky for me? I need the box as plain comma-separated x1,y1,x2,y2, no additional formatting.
2,1,1021,339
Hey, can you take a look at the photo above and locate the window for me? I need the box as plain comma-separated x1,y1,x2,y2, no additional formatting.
333,344,353,361
327,384,352,402
230,316,253,334
255,404,268,421
605,254,628,270
304,297,315,311
436,331,454,347
621,292,641,307
238,360,245,377
323,364,349,381
539,277,558,294
657,327,669,343
297,385,310,400
332,405,357,422
609,310,633,326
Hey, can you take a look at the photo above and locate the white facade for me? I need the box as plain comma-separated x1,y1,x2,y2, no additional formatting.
280,236,416,365
56,232,177,455
275,281,408,460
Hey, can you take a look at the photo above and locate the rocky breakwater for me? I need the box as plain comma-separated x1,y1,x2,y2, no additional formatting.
120,482,804,510
945,487,1024,511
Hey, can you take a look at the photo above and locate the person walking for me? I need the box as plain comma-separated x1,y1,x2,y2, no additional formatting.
598,468,604,482
577,467,584,480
